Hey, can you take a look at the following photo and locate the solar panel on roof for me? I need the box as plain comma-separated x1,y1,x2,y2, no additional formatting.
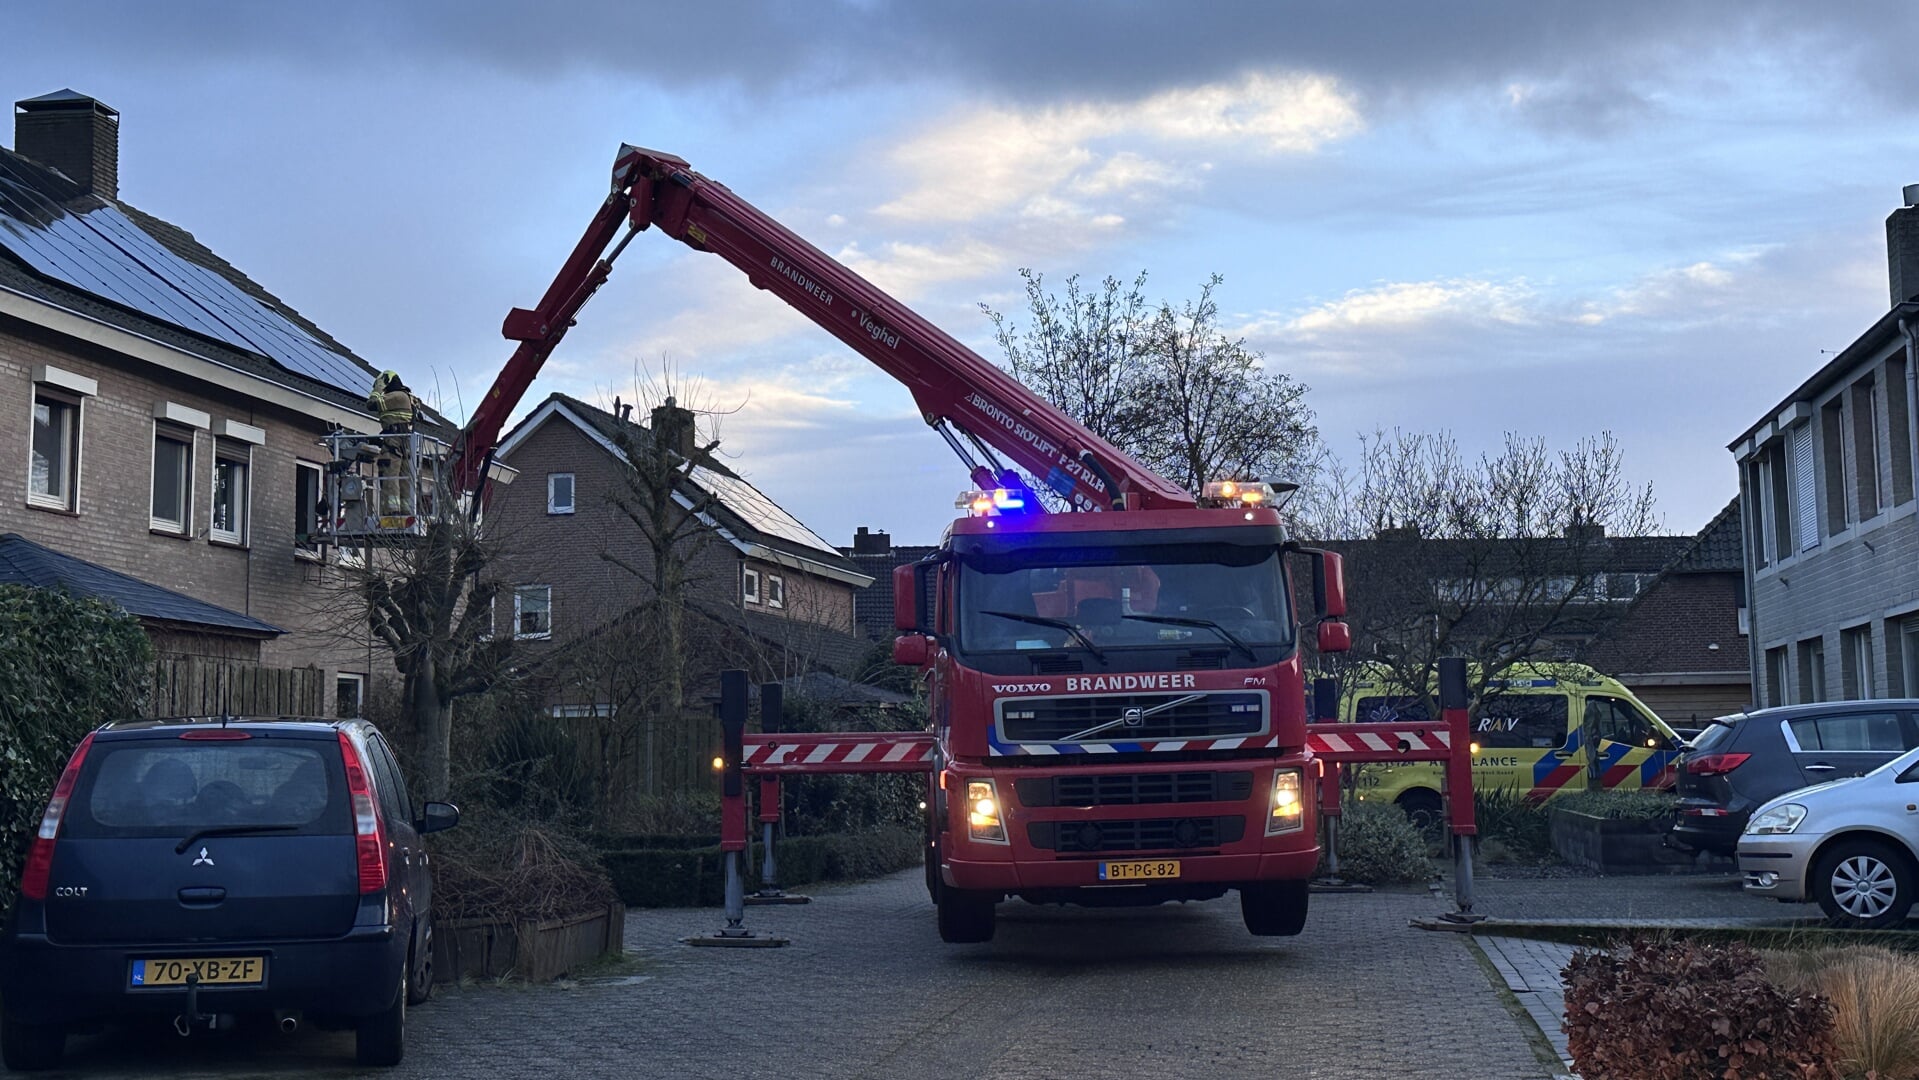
0,152,372,396
689,464,841,557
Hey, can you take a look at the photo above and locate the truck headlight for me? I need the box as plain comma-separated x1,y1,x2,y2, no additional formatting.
966,779,1007,844
1267,769,1305,835
1746,804,1807,835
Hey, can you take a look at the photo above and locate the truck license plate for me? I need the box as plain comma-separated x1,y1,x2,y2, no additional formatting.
1098,860,1180,881
130,956,265,988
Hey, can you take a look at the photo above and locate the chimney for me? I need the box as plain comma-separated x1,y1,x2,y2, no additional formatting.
649,396,697,458
1888,185,1919,306
14,90,119,199
852,526,892,555
1562,521,1606,542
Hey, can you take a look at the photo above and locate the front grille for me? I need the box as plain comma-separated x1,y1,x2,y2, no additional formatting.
1016,771,1254,807
999,691,1266,742
1028,816,1246,853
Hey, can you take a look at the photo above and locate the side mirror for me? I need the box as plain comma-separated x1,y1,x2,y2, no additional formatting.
1310,549,1347,619
893,634,932,667
418,801,460,835
1316,621,1352,654
892,564,919,632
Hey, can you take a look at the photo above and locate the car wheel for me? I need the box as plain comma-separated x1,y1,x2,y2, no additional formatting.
1396,789,1444,833
355,970,406,1067
936,887,996,943
406,922,434,1006
1241,880,1310,937
0,1010,63,1072
1813,839,1917,929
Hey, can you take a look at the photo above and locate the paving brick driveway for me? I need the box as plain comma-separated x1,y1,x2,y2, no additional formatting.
57,871,1555,1079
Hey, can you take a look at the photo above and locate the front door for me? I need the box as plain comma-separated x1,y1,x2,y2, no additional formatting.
1581,695,1678,792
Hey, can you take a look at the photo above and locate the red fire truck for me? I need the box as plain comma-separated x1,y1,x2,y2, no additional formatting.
346,145,1451,945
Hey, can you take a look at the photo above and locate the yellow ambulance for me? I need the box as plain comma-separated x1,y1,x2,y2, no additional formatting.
1337,661,1686,823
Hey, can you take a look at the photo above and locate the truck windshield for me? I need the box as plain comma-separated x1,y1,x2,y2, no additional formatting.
955,546,1292,664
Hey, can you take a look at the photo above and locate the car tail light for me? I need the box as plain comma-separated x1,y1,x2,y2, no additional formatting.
337,731,388,894
179,729,251,740
1684,752,1751,776
21,733,95,901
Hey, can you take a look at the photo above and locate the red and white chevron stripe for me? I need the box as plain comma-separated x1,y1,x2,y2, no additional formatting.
1307,724,1453,762
742,733,937,774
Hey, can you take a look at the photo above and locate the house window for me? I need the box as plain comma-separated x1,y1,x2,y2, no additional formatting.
295,461,323,557
1766,646,1790,709
1851,377,1881,518
151,426,194,534
547,472,575,515
743,568,761,605
28,390,81,512
1889,353,1914,506
1842,624,1876,699
766,575,785,610
514,586,552,639
1796,637,1825,704
336,673,366,719
1821,398,1849,535
1899,616,1919,698
211,445,250,545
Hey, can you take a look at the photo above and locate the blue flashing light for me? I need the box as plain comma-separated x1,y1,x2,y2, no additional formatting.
991,488,1026,511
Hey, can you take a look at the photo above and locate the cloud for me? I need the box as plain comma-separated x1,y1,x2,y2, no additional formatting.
874,72,1361,226
1280,279,1537,336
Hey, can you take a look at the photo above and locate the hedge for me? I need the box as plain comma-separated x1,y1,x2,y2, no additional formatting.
600,826,922,908
0,586,152,907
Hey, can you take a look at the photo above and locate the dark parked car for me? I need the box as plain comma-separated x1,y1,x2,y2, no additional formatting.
1668,700,1919,857
0,717,457,1071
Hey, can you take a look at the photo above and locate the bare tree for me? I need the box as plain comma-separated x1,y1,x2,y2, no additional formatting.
982,270,1320,495
359,519,514,801
1303,429,1662,710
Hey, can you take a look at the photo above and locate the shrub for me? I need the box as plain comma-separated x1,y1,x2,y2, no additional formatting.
1564,937,1838,1080
0,586,152,907
1555,788,1680,822
1765,946,1919,1080
1331,799,1434,884
431,822,619,923
599,826,922,907
1474,787,1553,863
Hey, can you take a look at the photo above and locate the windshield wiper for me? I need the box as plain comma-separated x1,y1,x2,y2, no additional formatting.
1121,613,1257,662
978,610,1107,664
175,824,300,854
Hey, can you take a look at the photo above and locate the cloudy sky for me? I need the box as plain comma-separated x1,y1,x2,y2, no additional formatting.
7,2,1916,545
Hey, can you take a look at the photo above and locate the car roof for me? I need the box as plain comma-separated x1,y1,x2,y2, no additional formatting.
96,716,364,739
1715,700,1919,724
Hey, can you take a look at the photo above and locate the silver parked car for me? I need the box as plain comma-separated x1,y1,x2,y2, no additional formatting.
1739,744,1919,928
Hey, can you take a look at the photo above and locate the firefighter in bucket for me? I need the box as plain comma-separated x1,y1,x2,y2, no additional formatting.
367,370,417,514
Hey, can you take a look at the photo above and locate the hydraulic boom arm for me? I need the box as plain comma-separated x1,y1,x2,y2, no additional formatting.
451,144,1195,512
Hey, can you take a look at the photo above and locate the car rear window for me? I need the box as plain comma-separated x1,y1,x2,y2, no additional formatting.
65,738,351,839
1689,718,1740,752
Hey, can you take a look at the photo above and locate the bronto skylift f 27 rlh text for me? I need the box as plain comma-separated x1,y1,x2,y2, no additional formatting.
397,145,1473,944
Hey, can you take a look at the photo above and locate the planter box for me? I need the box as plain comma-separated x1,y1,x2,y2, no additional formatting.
432,902,625,983
1548,808,1699,875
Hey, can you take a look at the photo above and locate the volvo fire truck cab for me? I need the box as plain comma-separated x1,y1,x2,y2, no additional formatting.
897,487,1349,942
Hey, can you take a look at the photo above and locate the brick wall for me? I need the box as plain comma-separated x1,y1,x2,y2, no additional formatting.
0,317,377,709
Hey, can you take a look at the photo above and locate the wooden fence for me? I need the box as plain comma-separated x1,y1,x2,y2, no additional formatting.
148,655,324,718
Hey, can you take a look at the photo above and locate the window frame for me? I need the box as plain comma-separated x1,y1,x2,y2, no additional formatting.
513,585,553,640
335,672,366,719
26,387,83,513
1842,624,1877,700
294,460,324,559
765,574,785,610
209,442,251,547
149,423,195,536
743,567,761,605
547,471,576,515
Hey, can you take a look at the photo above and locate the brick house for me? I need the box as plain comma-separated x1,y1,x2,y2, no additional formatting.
1581,500,1751,723
842,526,939,642
1732,189,1919,706
0,89,390,716
489,393,873,708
